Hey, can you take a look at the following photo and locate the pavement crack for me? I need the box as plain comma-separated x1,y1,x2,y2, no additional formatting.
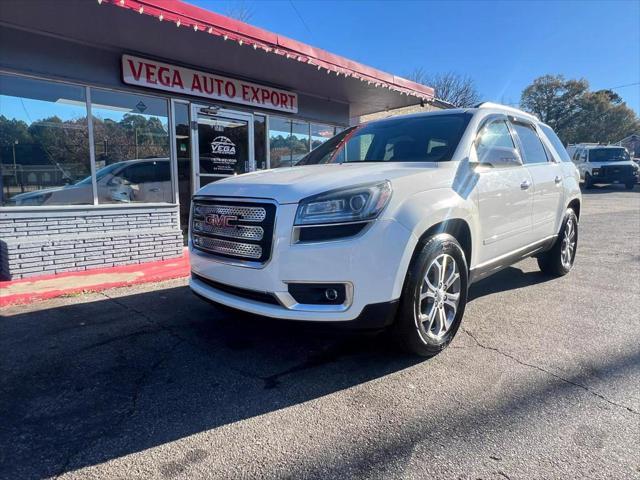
98,291,187,344
78,328,159,352
53,338,184,479
461,327,639,416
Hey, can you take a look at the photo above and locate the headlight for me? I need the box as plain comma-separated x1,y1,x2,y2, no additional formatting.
294,181,392,226
592,168,600,175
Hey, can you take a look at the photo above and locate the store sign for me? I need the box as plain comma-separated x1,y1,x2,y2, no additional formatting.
121,55,298,113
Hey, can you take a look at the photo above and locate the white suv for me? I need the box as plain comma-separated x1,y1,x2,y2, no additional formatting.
189,103,581,356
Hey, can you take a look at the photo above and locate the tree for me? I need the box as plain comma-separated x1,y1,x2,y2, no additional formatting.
521,75,640,145
408,69,481,108
520,75,588,140
225,1,253,22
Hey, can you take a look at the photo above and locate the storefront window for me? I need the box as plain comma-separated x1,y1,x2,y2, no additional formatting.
90,88,171,204
174,102,191,232
0,74,91,206
311,123,337,150
254,114,267,169
268,117,292,168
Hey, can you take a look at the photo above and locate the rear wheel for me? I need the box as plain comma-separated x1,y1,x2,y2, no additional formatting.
393,234,468,357
537,209,578,276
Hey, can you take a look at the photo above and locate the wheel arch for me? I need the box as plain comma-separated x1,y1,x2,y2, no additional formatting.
413,219,473,269
567,197,581,220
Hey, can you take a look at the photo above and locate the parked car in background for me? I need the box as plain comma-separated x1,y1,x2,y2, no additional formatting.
190,103,582,357
8,158,172,206
567,144,638,189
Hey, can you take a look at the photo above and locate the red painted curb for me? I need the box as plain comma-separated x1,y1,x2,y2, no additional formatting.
1,250,191,308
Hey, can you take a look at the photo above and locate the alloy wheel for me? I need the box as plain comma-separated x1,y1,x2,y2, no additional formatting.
418,254,461,340
561,217,576,269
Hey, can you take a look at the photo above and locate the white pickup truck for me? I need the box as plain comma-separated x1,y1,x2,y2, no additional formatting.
189,103,581,356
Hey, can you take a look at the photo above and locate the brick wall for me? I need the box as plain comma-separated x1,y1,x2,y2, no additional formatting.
0,206,183,280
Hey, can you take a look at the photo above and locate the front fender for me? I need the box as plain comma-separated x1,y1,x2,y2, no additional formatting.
387,187,480,299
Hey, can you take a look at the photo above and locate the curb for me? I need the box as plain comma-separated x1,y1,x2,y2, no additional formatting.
1,249,190,308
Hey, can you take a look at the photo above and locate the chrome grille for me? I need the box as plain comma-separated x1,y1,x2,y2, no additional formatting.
192,221,264,241
191,198,276,264
192,236,262,259
193,204,266,222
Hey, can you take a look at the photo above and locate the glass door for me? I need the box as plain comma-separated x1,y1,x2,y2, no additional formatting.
191,105,254,190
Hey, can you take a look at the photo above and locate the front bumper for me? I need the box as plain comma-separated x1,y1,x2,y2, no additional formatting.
590,172,637,184
189,202,415,323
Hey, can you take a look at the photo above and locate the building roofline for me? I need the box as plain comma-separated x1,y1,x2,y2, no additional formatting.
100,0,435,101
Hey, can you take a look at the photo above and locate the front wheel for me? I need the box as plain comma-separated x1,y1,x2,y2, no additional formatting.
393,234,468,357
584,173,594,189
537,209,578,276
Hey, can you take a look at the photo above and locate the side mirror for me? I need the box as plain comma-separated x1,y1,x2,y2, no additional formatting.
476,145,522,168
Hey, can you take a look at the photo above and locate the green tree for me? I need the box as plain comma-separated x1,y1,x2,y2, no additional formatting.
520,75,588,142
520,75,639,145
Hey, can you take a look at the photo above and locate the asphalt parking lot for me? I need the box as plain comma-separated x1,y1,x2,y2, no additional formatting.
1,185,639,480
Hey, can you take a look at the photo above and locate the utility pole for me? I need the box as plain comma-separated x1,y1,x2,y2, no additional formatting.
12,140,21,192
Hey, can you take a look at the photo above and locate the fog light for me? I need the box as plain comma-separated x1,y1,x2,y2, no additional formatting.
325,288,339,301
288,283,347,305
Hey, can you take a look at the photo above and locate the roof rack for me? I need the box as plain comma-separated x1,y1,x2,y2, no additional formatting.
474,102,538,121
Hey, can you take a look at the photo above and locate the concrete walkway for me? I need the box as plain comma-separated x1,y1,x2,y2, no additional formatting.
0,249,190,307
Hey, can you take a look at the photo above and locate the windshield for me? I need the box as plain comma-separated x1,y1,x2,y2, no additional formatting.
297,113,472,165
589,148,630,162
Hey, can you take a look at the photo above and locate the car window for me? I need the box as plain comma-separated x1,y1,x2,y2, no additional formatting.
588,148,630,162
512,122,548,164
154,161,171,182
297,114,472,164
539,124,571,162
477,119,515,151
120,163,156,183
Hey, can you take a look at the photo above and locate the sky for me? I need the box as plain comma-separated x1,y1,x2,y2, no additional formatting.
192,0,640,114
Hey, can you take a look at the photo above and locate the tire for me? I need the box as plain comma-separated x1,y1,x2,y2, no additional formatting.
393,234,468,357
584,173,594,189
537,209,578,276
624,182,635,190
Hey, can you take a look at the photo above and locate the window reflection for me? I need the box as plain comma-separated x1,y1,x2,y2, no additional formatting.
0,74,91,206
311,123,336,150
90,89,172,203
268,117,292,168
269,118,341,168
254,114,267,170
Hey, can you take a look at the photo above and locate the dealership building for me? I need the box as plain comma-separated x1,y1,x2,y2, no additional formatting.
0,0,435,280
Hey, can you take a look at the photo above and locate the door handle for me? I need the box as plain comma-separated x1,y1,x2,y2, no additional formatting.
520,180,531,190
554,176,562,184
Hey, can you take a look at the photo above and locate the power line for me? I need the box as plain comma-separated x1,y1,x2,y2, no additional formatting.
288,0,313,38
609,81,640,90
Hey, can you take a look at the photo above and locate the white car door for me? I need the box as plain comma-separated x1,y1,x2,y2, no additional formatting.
474,116,534,264
510,120,564,239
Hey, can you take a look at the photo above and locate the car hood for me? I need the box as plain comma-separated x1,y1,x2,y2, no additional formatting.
591,160,635,168
11,184,77,201
196,162,451,204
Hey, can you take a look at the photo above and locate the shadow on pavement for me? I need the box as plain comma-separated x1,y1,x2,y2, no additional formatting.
1,268,635,478
0,286,419,479
469,266,553,301
580,184,638,194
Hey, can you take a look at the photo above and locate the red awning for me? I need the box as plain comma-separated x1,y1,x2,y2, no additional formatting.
100,0,434,101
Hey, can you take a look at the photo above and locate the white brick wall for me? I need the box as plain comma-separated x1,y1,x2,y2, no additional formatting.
0,207,183,280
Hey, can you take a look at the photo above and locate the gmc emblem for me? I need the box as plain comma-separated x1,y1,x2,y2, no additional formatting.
205,214,237,227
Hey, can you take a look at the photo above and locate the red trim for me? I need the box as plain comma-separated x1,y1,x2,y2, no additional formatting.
101,0,434,100
0,250,190,308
